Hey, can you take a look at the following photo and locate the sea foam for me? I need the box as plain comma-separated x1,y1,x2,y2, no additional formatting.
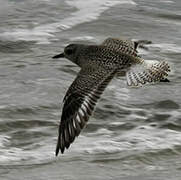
0,0,136,44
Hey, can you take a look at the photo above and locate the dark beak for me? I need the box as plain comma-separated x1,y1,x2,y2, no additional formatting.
52,53,64,59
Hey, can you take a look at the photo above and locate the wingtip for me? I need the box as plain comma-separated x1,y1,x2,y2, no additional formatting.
55,146,65,156
55,143,60,156
55,151,59,156
160,78,170,82
134,41,139,50
61,148,65,154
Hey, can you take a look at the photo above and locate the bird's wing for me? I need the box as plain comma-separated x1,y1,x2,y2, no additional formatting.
101,37,139,57
102,38,170,84
126,59,170,86
56,66,117,155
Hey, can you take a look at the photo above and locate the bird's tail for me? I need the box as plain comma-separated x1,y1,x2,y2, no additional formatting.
126,60,170,86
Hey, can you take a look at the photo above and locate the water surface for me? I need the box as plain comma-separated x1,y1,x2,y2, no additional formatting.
0,0,181,179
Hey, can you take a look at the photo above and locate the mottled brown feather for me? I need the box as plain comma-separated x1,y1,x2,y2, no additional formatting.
56,66,117,155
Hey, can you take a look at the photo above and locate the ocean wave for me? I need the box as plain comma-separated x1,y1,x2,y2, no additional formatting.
1,123,181,165
71,126,181,156
159,0,174,3
146,43,181,54
0,135,55,165
69,36,96,42
0,104,59,115
0,0,136,44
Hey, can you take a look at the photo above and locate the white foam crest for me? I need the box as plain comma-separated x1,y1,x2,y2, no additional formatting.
0,29,55,44
72,126,181,154
0,0,136,44
159,0,174,3
72,133,125,154
117,126,181,151
70,36,96,42
42,0,136,31
0,136,55,164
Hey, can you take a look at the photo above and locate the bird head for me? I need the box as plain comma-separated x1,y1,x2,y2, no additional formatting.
52,44,80,64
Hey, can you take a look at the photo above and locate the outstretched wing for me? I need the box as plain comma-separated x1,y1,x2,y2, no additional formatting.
56,66,117,155
126,60,170,86
101,37,139,57
102,38,170,84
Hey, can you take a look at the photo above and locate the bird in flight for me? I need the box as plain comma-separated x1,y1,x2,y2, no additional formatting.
52,37,170,156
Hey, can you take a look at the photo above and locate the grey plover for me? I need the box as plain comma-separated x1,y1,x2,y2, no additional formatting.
52,37,170,156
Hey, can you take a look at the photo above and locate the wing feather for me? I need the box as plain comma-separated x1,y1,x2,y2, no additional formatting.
101,37,138,57
126,61,170,86
56,66,117,155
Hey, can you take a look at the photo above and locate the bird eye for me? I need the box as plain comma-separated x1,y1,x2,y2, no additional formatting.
65,49,73,55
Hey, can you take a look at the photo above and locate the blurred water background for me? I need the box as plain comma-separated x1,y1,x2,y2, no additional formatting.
0,0,181,179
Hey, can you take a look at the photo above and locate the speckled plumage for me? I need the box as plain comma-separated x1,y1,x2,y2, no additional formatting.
53,37,170,155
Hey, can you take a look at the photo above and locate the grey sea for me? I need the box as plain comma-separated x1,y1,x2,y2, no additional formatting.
0,0,181,179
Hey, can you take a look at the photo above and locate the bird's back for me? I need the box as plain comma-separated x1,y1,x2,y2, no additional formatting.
77,45,137,69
